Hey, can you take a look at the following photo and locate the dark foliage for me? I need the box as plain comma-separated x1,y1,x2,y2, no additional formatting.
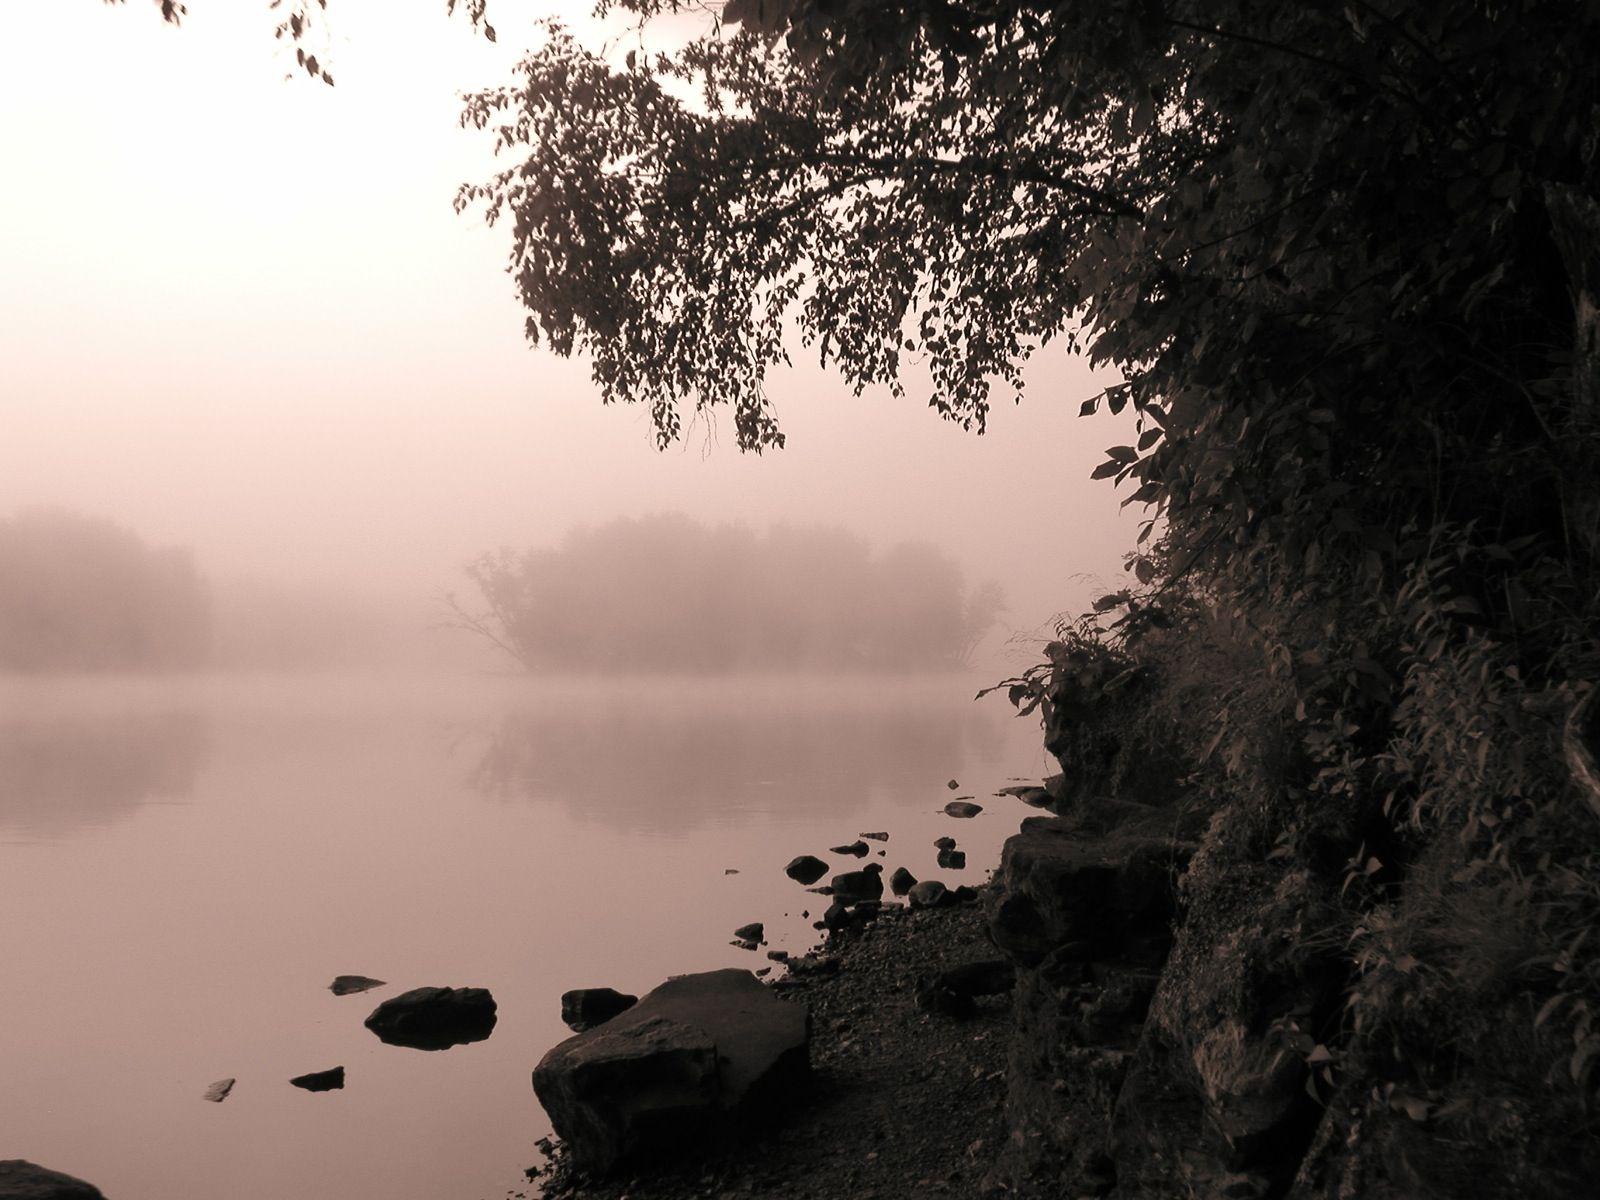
454,0,1600,1180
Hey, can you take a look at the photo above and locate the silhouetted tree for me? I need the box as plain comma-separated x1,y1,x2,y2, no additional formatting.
444,515,1003,672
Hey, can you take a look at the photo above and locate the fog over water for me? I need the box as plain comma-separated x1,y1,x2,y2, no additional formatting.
2,0,1133,653
0,671,1053,1199
1,3,1131,1198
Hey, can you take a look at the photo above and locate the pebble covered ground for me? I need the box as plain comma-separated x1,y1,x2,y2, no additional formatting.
521,894,1014,1200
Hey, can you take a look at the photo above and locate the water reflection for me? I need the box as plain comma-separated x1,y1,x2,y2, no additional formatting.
0,710,206,837
469,683,1006,832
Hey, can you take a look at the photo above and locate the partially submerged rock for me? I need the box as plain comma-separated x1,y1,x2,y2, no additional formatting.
996,784,1055,808
561,987,639,1032
935,836,957,851
783,855,829,885
202,1077,235,1103
908,880,948,909
889,866,917,895
289,1066,345,1092
785,953,840,978
830,840,870,857
328,974,386,996
365,986,497,1050
860,831,889,841
733,922,765,944
829,863,883,905
937,847,967,870
944,801,983,818
532,968,810,1174
0,1161,105,1200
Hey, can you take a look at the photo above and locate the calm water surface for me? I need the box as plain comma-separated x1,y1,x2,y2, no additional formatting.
0,672,1051,1200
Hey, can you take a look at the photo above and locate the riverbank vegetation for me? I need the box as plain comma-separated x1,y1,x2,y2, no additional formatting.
453,2,1600,1191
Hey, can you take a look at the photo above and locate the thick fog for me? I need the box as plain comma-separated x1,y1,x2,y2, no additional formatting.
0,0,1135,674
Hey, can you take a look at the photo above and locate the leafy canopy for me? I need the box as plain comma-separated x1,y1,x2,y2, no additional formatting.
459,3,1597,620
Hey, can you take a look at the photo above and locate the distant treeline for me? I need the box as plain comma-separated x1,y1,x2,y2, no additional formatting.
0,508,417,673
448,515,1003,672
0,509,212,671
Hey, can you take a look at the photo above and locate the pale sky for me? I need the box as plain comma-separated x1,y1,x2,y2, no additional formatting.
0,0,1137,640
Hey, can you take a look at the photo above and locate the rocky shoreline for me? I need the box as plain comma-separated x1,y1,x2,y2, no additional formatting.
525,884,1017,1200
514,711,1600,1200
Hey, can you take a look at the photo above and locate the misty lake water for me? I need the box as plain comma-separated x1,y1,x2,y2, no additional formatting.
0,671,1051,1199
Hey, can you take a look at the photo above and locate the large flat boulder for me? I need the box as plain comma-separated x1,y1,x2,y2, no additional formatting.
0,1161,105,1200
533,968,809,1173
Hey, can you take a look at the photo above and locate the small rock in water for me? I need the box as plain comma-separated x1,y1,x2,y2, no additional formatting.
947,779,960,790
830,840,870,857
202,1078,235,1103
937,848,967,870
944,801,983,818
560,987,639,1032
860,831,889,842
329,975,386,996
935,836,957,851
908,880,949,909
0,1161,106,1200
724,868,740,875
289,1066,345,1092
766,949,790,962
734,922,765,943
890,867,917,895
364,986,497,1050
784,855,829,885
830,864,884,905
